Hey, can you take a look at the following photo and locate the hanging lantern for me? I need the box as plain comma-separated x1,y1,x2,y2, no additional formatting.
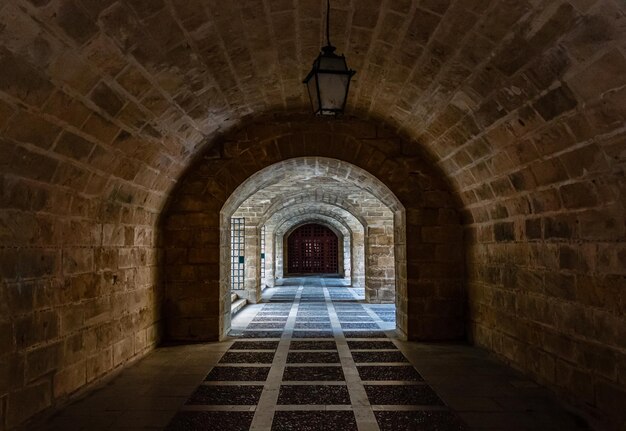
303,0,356,116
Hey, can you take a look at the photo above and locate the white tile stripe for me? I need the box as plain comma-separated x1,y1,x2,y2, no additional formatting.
324,287,380,431
249,285,303,430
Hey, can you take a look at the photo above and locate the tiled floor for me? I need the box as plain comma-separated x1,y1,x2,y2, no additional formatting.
33,277,590,430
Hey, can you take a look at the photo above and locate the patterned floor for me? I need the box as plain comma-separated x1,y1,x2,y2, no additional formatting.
33,277,590,430
165,277,466,431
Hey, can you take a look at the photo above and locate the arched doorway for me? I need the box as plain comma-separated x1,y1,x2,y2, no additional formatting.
286,223,340,275
161,115,465,342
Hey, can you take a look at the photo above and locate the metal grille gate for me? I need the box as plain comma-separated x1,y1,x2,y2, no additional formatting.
287,223,339,274
230,217,245,290
260,225,266,280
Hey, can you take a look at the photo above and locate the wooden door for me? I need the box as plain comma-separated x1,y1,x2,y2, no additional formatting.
287,224,339,274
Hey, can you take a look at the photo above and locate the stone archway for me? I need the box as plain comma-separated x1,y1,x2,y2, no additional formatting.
161,116,464,341
272,213,359,285
221,156,405,335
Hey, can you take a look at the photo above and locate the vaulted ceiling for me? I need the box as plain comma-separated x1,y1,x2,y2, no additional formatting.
0,0,624,219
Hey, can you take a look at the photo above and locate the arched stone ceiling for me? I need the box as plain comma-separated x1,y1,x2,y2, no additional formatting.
223,157,401,216
234,185,389,226
265,201,364,233
277,215,351,239
3,0,623,219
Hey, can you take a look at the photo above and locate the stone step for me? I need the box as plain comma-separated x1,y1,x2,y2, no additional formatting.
231,298,247,315
231,292,238,303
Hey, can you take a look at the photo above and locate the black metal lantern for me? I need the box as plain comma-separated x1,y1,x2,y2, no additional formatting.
303,0,356,116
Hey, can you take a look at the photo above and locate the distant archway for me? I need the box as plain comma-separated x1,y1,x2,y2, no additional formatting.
161,116,464,342
286,223,340,275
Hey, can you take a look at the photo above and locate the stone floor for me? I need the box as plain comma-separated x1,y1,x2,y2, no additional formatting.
32,277,589,430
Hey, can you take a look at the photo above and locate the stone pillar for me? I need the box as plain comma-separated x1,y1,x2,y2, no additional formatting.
394,210,407,339
343,235,351,281
243,223,261,303
352,231,365,288
263,225,275,288
275,232,284,279
365,221,395,303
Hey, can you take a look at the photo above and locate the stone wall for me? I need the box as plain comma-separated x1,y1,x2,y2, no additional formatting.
162,117,464,344
0,207,160,429
441,3,626,429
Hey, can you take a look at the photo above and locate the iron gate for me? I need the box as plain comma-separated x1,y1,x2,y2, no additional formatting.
287,223,339,274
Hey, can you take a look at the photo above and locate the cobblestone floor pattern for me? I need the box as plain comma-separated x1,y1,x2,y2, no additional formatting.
34,277,590,431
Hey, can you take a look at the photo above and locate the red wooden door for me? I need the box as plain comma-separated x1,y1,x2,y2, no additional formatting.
287,224,339,274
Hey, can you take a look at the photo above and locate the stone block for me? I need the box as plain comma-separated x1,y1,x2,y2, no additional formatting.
53,131,94,162
544,215,577,239
559,182,598,209
134,329,147,354
95,247,118,270
43,90,92,129
86,348,112,383
5,111,61,149
6,380,51,429
420,226,463,243
15,311,59,350
578,207,625,240
6,139,61,182
25,342,61,382
102,224,126,246
55,0,97,43
0,353,25,393
0,321,15,355
493,222,515,242
4,282,34,316
544,272,575,300
0,47,54,107
568,48,626,102
62,248,94,275
0,250,19,281
83,297,111,327
112,336,134,367
59,305,84,336
53,361,86,398
90,82,124,117
530,188,561,213
530,158,568,186
525,218,542,239
63,333,85,366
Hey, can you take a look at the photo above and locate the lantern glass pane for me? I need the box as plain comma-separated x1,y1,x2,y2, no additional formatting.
319,55,347,71
306,73,320,113
318,72,350,112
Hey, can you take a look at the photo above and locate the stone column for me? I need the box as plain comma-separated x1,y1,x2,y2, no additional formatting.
352,230,365,288
275,232,284,280
365,221,395,303
394,209,407,339
343,234,351,282
264,225,275,288
243,223,261,303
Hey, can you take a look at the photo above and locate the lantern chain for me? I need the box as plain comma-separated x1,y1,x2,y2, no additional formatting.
326,0,331,47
